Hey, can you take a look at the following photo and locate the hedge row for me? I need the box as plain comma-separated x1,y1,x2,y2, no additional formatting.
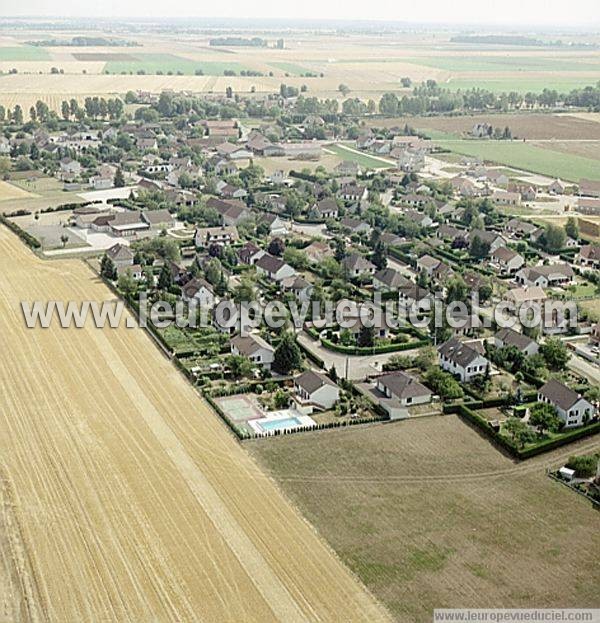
451,402,600,460
0,215,41,249
319,336,430,355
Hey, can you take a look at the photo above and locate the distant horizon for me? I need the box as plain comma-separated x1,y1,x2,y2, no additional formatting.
0,0,599,30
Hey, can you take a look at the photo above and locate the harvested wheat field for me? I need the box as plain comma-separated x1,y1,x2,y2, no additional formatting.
0,226,390,623
249,416,600,622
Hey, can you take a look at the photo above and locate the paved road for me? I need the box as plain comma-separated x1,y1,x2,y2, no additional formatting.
567,353,600,385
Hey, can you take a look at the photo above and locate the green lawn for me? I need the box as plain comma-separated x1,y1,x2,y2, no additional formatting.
433,138,600,182
405,55,600,73
326,144,393,169
104,54,246,76
0,46,50,61
270,62,313,76
444,77,600,94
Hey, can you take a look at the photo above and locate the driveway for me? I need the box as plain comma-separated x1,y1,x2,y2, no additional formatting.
297,331,423,381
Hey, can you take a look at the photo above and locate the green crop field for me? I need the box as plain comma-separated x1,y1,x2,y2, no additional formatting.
0,46,50,61
432,137,600,182
444,77,600,93
270,62,313,75
406,55,600,72
104,54,246,75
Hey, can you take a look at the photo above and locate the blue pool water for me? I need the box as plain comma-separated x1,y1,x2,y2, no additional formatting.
259,417,303,432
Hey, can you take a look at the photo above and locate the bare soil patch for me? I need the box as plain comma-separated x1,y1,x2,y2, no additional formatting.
72,52,138,61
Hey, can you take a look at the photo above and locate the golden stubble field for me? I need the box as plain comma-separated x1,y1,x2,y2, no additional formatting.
249,416,600,622
0,226,390,623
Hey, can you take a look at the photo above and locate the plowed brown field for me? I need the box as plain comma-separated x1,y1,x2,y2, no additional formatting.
0,226,390,623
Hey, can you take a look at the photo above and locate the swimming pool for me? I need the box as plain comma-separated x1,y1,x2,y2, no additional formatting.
258,416,304,432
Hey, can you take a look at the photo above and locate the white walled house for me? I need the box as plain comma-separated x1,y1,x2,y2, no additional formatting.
181,278,216,308
438,338,489,383
255,254,296,282
537,379,596,428
294,370,340,413
230,334,275,370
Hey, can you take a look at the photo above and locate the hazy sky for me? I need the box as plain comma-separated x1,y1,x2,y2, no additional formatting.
3,0,600,26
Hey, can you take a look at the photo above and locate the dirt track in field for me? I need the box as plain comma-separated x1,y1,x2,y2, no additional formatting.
0,226,390,623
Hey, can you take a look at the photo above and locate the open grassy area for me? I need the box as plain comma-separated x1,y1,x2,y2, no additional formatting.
0,46,49,61
433,138,600,182
326,143,393,169
249,415,600,622
270,62,313,76
105,54,246,76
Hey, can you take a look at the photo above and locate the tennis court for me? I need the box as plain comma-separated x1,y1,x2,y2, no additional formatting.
216,394,263,423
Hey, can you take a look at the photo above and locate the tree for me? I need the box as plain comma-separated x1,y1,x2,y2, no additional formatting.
60,233,69,248
100,255,117,280
414,346,436,371
226,354,253,379
529,402,561,435
540,338,570,370
268,237,285,256
157,264,173,290
541,224,566,253
469,235,490,259
371,240,387,270
117,270,137,297
273,389,290,409
565,216,579,241
504,417,535,449
566,454,599,478
338,84,351,97
424,367,464,400
114,167,125,188
12,104,23,125
272,332,302,375
446,276,468,304
357,325,374,348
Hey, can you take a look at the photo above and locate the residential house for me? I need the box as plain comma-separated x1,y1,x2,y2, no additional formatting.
255,254,296,282
281,275,313,302
59,157,81,181
468,229,506,253
505,218,538,239
438,338,489,383
108,211,150,238
578,244,600,269
257,213,288,236
493,327,539,356
181,278,216,308
238,242,265,265
537,378,596,428
105,243,134,270
312,198,339,220
342,253,376,278
339,217,372,236
490,246,525,275
142,209,174,230
548,179,566,195
206,198,249,226
373,267,409,292
294,370,340,413
230,334,275,370
195,226,239,247
515,264,574,288
303,240,333,264
375,371,432,408
339,183,368,204
503,286,547,308
491,190,521,206
398,284,433,313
